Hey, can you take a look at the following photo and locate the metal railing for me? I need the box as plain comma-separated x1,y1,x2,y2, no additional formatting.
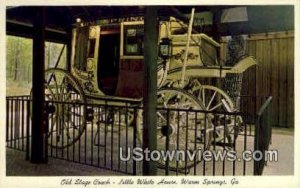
254,96,273,175
6,96,31,160
6,95,272,176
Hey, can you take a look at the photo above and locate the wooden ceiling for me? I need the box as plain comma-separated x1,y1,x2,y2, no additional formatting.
6,5,294,43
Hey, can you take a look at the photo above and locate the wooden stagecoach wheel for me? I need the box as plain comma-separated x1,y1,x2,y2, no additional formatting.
156,88,212,171
190,82,240,148
45,68,87,149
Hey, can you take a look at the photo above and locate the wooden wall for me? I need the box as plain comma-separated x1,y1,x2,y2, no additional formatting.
220,31,294,128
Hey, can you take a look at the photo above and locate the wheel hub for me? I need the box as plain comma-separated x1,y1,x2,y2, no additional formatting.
160,125,174,136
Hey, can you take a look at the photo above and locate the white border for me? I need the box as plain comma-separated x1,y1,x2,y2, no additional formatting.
0,1,299,188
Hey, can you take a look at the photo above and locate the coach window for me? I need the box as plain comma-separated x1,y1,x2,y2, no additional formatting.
123,25,144,56
74,26,89,71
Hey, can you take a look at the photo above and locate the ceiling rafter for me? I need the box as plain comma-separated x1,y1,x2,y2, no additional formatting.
6,5,294,43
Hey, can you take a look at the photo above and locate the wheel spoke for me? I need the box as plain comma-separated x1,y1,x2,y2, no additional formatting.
44,69,86,149
202,88,205,107
208,102,223,111
45,84,56,100
156,88,204,169
59,78,67,101
64,91,72,102
207,90,217,110
157,112,167,122
52,74,60,100
190,85,240,151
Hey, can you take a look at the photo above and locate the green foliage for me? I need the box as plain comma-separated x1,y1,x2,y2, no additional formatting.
6,35,67,96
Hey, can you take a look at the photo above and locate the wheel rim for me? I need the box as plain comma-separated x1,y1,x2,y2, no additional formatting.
190,83,239,147
156,88,211,170
45,68,86,149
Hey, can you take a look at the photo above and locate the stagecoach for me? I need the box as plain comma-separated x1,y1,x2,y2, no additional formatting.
44,14,256,170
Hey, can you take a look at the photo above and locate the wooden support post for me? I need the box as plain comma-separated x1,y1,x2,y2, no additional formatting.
143,7,158,175
212,9,222,88
212,8,222,43
31,7,46,163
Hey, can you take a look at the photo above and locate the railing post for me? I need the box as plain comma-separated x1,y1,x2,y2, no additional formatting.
43,102,55,163
253,96,272,175
132,108,137,175
254,115,260,175
26,99,30,161
143,7,158,175
6,98,9,145
165,109,170,175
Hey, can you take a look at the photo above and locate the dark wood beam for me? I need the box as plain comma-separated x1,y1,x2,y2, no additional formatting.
7,6,294,39
31,7,46,163
218,21,294,36
212,7,222,42
143,7,158,175
6,20,70,44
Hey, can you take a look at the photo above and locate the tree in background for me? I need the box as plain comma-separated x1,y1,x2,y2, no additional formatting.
6,35,66,96
13,37,20,80
6,36,33,83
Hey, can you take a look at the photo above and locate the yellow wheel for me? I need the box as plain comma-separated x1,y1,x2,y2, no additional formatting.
45,68,87,149
190,83,241,148
156,88,212,171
